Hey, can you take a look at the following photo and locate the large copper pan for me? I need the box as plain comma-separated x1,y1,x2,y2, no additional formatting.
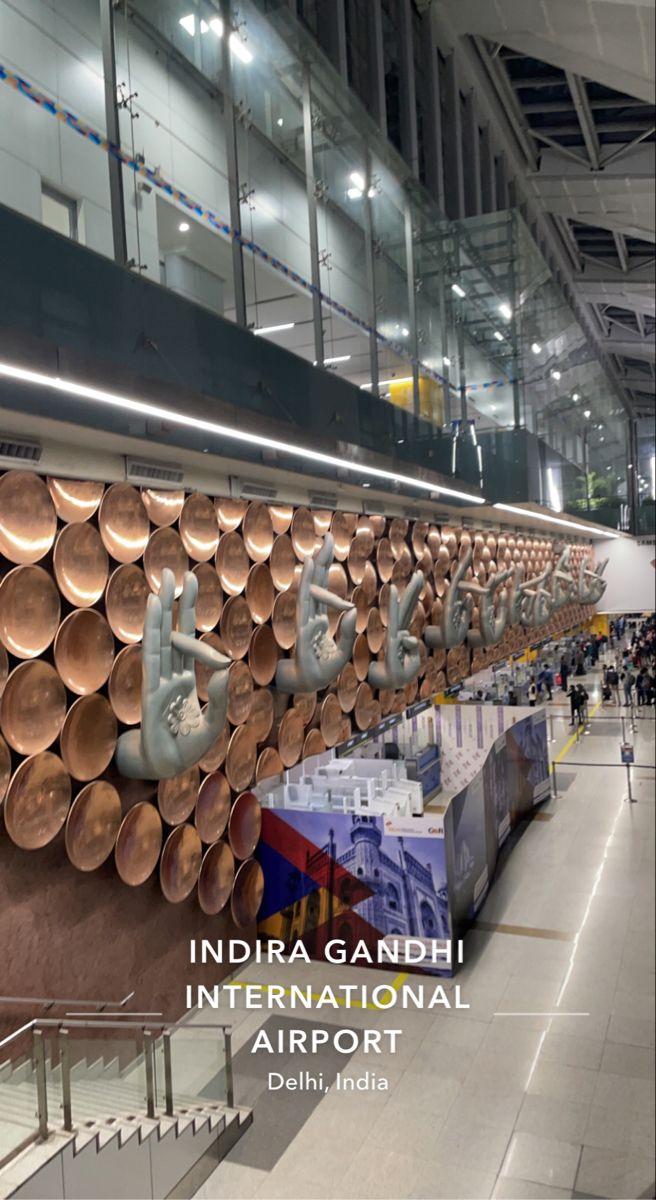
160,824,202,903
248,625,278,687
47,477,104,523
65,780,122,871
105,564,150,644
98,483,149,563
231,858,264,928
376,538,394,583
60,693,118,782
366,608,385,654
53,523,109,608
54,609,114,695
389,518,409,559
255,747,284,784
247,687,274,743
227,661,254,725
179,493,219,561
270,535,296,592
347,535,369,586
225,725,257,792
350,586,369,634
293,692,316,725
412,521,428,559
337,663,358,712
426,526,441,559
268,504,293,535
216,532,249,596
277,708,304,768
303,729,326,759
115,801,163,886
192,562,223,632
243,502,274,563
195,771,231,843
220,596,252,660
4,752,71,849
313,510,333,536
353,634,370,682
0,471,57,564
228,791,262,860
0,645,7,699
198,721,230,773
0,565,60,659
141,487,185,527
144,527,188,596
246,564,275,624
319,694,342,748
0,733,10,803
215,497,247,533
272,592,296,650
354,682,375,731
330,512,357,561
291,508,319,560
158,766,200,826
1,661,66,754
368,514,386,539
198,841,235,915
361,560,377,603
195,633,227,702
108,645,142,725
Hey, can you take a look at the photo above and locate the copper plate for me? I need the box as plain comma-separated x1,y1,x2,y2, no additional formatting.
198,841,235,915
108,644,142,725
379,688,394,716
347,534,369,586
195,633,227,702
47,477,104,523
220,595,252,661
379,583,391,627
105,564,150,644
376,538,394,583
199,720,230,773
141,487,185,527
270,535,296,592
54,609,114,695
361,560,377,603
368,515,386,538
0,645,7,699
226,724,257,792
195,772,231,843
227,661,254,725
115,801,163,886
303,729,326,759
65,780,122,871
412,521,428,558
351,586,369,634
229,791,262,860
144,527,188,597
404,677,418,704
442,529,457,557
215,497,247,533
435,545,451,577
53,523,109,608
0,565,60,660
426,526,441,559
60,693,118,782
337,717,352,743
355,523,375,558
231,858,264,928
0,471,57,564
246,563,275,624
216,532,249,596
337,663,358,712
389,518,409,559
158,765,200,825
1,661,66,755
243,502,274,563
269,505,293,535
160,823,202,903
330,512,357,561
98,483,149,563
180,493,219,561
247,687,275,743
272,591,296,650
248,625,278,687
366,608,385,654
0,733,10,803
293,692,317,725
291,508,318,560
192,563,223,632
313,510,333,536
354,682,374,730
256,747,284,784
4,752,71,849
353,633,370,682
319,694,342,748
327,562,348,600
277,708,304,768
392,546,412,582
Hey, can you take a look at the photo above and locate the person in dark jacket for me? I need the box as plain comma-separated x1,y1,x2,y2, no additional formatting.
560,656,569,692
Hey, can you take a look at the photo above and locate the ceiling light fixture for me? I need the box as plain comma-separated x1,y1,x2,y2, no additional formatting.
493,502,620,538
572,392,580,401
0,360,486,505
498,302,512,321
451,283,466,299
443,356,451,367
551,369,561,381
179,14,253,62
253,322,295,335
531,342,542,355
493,331,504,342
276,117,284,127
313,355,351,365
361,377,413,388
584,409,591,419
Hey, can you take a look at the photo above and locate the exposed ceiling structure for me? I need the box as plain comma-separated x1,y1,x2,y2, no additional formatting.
439,0,656,420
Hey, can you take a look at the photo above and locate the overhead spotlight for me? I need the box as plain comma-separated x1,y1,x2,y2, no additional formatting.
531,342,542,355
443,356,451,367
572,392,580,401
276,117,284,127
584,409,591,419
178,221,190,232
451,283,466,298
498,302,512,320
491,405,497,413
493,331,504,341
551,369,561,381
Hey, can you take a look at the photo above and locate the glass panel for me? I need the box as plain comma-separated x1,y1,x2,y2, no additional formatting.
162,1027,228,1107
57,1029,147,1124
0,1033,39,1158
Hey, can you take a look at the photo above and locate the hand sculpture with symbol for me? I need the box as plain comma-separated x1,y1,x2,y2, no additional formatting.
115,568,231,780
465,563,512,647
275,533,358,694
577,557,608,604
425,549,474,649
550,547,575,609
369,570,424,689
519,564,554,628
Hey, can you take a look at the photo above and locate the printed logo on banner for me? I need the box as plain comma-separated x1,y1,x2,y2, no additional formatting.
384,816,444,838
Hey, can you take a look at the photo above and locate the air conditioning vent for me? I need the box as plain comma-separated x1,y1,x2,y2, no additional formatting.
235,479,278,502
365,499,385,515
310,492,337,510
125,457,184,486
0,436,42,467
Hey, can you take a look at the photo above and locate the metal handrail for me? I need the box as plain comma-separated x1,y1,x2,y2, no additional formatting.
0,992,135,1010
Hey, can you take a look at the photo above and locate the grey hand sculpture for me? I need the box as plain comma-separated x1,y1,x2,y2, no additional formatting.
115,568,231,780
466,565,512,647
577,557,608,604
519,565,555,628
425,548,474,649
550,548,575,609
369,570,424,689
275,532,358,694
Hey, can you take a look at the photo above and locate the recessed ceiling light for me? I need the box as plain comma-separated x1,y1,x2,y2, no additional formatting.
551,370,561,381
572,392,580,401
451,283,466,298
178,221,190,232
491,405,497,413
254,322,295,335
584,409,591,418
498,302,512,320
531,342,542,355
493,331,504,341
277,117,284,127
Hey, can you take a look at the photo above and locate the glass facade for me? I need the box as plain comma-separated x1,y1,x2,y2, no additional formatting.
0,0,637,530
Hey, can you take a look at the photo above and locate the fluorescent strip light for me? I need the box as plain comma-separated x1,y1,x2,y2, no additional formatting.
493,502,620,538
0,360,486,506
451,283,466,299
493,331,504,342
499,302,512,320
314,355,351,365
361,377,413,388
254,322,295,335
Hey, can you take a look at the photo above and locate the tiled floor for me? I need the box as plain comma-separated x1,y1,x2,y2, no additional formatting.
192,661,655,1200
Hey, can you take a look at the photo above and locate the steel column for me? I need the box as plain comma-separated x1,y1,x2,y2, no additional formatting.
224,1030,235,1108
464,91,482,216
368,0,387,136
364,152,380,398
404,200,420,417
99,0,128,266
33,1030,49,1140
397,0,419,176
60,1029,73,1132
422,11,445,211
443,54,465,219
301,63,325,367
143,1031,156,1119
220,0,247,328
162,1030,174,1118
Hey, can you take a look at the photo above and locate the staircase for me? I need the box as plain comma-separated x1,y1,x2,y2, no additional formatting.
0,1015,252,1200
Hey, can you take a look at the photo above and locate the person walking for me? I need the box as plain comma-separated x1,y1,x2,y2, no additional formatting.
622,670,635,707
568,685,579,727
543,664,554,701
577,683,589,725
636,670,646,707
608,664,620,706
